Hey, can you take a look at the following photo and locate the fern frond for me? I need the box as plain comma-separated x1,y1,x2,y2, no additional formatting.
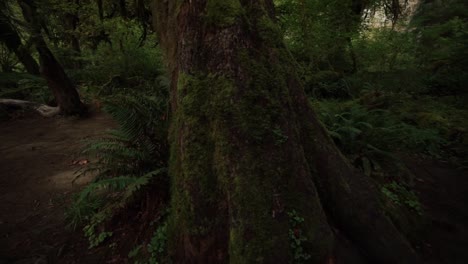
77,176,141,203
71,92,169,229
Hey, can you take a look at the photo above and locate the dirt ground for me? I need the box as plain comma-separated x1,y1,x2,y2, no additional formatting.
0,113,466,263
0,113,115,263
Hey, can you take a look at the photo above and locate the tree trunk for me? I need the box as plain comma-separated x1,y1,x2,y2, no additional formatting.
18,0,86,116
97,0,104,20
64,0,82,68
153,1,420,263
0,10,40,75
119,0,127,18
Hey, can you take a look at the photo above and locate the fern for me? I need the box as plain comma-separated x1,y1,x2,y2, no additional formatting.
69,92,169,232
316,100,445,177
76,168,167,207
0,73,50,103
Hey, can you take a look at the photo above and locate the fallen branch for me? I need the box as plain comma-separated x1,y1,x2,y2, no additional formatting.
0,98,60,117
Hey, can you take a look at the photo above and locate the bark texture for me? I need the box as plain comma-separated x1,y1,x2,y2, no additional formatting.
18,0,86,116
153,1,420,263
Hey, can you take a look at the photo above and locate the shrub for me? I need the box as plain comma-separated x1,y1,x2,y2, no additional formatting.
315,99,445,176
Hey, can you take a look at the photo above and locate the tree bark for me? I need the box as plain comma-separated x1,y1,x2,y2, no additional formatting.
153,1,420,263
119,0,127,18
96,0,104,21
64,0,82,68
18,0,86,116
0,10,40,75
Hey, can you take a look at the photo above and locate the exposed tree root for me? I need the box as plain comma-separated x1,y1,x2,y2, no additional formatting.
0,99,60,117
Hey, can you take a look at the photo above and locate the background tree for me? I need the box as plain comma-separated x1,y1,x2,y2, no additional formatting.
153,0,420,263
410,0,468,95
17,0,86,116
63,0,82,68
0,5,39,75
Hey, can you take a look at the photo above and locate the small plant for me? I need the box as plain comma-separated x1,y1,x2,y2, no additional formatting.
287,210,311,263
83,210,113,248
382,182,423,215
128,245,143,259
147,222,168,264
272,126,289,145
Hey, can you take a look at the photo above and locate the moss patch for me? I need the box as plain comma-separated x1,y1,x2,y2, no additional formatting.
205,0,243,27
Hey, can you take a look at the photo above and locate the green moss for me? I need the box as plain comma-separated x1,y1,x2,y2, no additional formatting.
222,50,332,262
167,5,332,262
167,73,238,257
256,15,284,46
205,0,243,27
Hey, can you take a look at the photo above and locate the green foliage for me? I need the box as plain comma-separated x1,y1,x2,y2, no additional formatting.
205,0,242,26
315,99,446,176
287,210,311,263
69,169,166,227
416,15,468,95
0,43,18,72
128,245,143,259
76,170,165,247
75,18,164,85
353,28,418,72
382,182,423,215
83,210,114,248
128,210,169,264
0,73,51,104
277,0,360,72
147,221,168,264
79,93,168,180
68,92,169,249
275,0,467,100
0,73,51,119
304,71,352,99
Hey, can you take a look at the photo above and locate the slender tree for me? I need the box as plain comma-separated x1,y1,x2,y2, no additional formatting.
119,0,127,18
18,0,86,116
96,0,104,20
153,1,420,263
0,9,39,75
64,0,82,68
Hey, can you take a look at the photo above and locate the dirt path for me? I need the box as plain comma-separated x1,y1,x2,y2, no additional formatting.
0,113,115,264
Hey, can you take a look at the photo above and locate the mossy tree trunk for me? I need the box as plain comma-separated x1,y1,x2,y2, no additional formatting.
154,1,420,263
18,0,86,116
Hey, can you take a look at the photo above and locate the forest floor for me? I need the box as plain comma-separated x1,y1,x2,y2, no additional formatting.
0,112,115,264
0,113,467,263
408,156,468,264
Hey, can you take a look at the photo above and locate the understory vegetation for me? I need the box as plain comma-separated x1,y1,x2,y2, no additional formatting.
0,0,466,262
